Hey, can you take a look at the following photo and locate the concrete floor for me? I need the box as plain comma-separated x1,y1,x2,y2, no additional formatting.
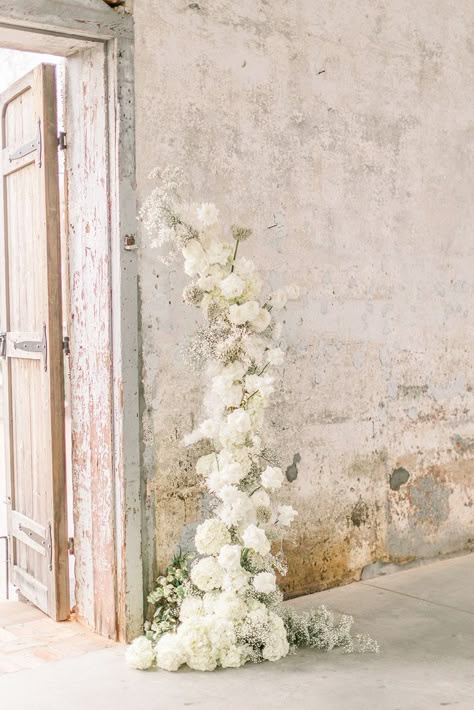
0,553,473,710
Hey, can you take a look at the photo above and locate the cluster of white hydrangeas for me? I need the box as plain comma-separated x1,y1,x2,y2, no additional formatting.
128,184,300,672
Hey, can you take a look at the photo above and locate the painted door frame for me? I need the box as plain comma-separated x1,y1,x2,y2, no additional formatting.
0,0,142,641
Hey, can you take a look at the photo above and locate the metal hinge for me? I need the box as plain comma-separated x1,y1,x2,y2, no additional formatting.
58,132,67,150
62,335,70,356
0,332,6,358
9,119,42,166
14,323,48,372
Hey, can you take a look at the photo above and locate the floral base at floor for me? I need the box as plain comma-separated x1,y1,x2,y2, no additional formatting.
127,171,378,672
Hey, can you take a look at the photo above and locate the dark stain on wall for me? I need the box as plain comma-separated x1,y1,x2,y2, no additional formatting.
286,453,301,482
390,467,410,490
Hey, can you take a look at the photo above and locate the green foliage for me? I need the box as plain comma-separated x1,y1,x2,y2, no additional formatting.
144,551,192,644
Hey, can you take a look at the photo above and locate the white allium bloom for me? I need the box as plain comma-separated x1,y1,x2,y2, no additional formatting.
220,272,245,299
195,518,231,555
182,239,209,276
261,466,284,491
179,596,205,620
126,636,155,670
251,489,270,508
242,523,271,556
286,284,300,300
218,544,242,570
191,556,223,592
266,347,285,366
253,571,277,594
228,300,260,325
277,504,298,526
155,634,185,672
197,202,219,227
250,307,272,333
270,289,288,310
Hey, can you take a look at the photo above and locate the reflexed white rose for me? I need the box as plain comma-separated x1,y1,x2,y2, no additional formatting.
191,556,223,591
251,489,270,508
245,373,274,398
250,308,271,333
253,571,277,594
261,466,284,491
270,289,288,309
197,202,219,227
155,633,185,672
235,257,256,277
207,463,245,494
217,494,256,527
277,504,298,526
212,374,243,407
182,239,209,276
220,273,245,299
286,284,300,300
195,518,231,555
242,523,271,556
126,636,155,670
228,301,260,325
218,544,242,570
266,347,285,366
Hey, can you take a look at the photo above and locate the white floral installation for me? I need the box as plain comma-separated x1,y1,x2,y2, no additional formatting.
126,169,378,672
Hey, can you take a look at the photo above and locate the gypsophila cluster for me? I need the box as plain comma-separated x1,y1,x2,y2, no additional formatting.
127,174,377,672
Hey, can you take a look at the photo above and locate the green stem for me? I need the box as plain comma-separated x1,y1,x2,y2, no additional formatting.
230,239,240,272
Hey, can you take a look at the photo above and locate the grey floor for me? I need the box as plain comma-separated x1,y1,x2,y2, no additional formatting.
1,552,473,710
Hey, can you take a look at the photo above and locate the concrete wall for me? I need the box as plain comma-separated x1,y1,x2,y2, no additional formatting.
134,1,474,597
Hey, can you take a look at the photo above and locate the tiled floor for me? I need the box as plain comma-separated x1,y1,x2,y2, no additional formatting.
0,600,115,674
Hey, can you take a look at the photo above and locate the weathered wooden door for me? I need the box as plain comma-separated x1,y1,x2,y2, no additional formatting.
0,65,69,620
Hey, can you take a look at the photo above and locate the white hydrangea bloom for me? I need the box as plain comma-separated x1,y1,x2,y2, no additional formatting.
195,518,231,555
261,466,284,491
218,544,242,570
155,633,185,672
179,596,205,620
242,524,271,556
191,556,223,592
126,636,155,670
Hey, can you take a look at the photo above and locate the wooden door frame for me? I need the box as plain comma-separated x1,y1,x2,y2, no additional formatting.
0,1,142,641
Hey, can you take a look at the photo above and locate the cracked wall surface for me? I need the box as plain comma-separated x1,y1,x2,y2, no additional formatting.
134,0,474,597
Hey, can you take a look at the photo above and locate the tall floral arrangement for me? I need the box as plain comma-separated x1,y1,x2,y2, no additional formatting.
126,170,378,673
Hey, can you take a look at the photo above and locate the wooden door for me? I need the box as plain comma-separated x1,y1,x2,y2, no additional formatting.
0,65,69,620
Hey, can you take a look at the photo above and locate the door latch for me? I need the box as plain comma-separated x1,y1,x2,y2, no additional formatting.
0,332,6,358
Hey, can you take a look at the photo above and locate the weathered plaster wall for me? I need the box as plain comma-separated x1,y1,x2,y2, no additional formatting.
134,1,474,597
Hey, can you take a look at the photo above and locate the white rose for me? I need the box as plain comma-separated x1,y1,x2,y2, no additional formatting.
195,518,231,555
270,289,288,309
228,301,260,325
212,374,243,407
196,202,219,227
126,636,155,670
182,239,209,276
277,504,298,526
253,571,277,594
245,373,274,398
261,466,284,491
242,523,271,556
286,284,300,300
220,273,245,299
207,240,233,266
250,308,271,333
191,556,223,591
218,544,242,570
266,347,285,366
235,257,256,277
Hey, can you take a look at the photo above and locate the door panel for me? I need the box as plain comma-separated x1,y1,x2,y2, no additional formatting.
0,65,69,620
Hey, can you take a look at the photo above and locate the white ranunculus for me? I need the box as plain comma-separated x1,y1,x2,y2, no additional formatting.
218,544,242,570
286,284,300,300
253,571,277,594
191,556,223,592
220,273,245,299
228,300,260,325
195,518,231,555
197,202,219,227
242,523,271,556
155,633,185,672
261,466,284,491
126,636,155,670
266,347,285,366
182,239,209,276
250,307,271,333
270,289,288,310
277,504,298,526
